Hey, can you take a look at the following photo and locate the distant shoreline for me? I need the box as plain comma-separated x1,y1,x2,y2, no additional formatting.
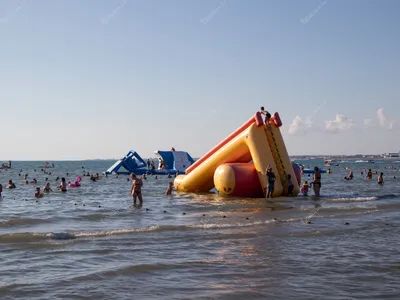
0,155,388,162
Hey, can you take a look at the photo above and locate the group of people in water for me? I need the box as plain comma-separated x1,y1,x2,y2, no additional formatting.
343,167,395,184
0,168,175,203
1,177,71,199
265,166,321,198
265,163,394,199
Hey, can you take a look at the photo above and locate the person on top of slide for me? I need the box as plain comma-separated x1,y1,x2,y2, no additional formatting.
260,106,272,130
260,106,271,124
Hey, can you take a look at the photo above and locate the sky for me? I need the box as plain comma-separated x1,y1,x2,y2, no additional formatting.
0,0,399,160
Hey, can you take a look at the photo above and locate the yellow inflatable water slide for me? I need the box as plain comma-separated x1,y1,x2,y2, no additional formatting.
174,112,301,198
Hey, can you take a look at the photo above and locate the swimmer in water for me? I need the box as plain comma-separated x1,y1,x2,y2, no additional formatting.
165,182,174,195
7,180,16,189
43,182,52,193
35,187,44,198
345,170,353,180
0,183,3,198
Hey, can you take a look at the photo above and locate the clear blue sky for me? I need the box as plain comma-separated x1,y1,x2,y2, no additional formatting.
1,0,399,160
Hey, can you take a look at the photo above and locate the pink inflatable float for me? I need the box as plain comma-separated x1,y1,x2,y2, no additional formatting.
68,176,82,187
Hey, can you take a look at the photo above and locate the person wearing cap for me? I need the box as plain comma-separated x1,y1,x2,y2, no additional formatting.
266,166,276,198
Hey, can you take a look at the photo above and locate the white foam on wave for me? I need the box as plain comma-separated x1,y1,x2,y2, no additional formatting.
330,196,377,202
73,225,161,238
190,219,275,230
44,220,280,240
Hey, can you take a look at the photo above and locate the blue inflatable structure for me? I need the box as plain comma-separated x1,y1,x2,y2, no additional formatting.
296,164,327,174
301,168,327,174
105,150,195,175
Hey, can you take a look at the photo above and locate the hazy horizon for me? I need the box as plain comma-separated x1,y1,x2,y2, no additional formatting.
1,0,399,160
1,153,393,162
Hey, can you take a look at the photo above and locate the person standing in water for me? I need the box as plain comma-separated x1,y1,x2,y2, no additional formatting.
165,182,173,195
58,178,67,192
0,183,3,198
266,166,275,198
312,167,321,197
378,172,384,185
147,159,151,169
130,173,143,205
366,169,373,179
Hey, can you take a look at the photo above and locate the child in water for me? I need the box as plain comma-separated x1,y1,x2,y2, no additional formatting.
165,182,174,195
35,187,44,198
301,181,309,196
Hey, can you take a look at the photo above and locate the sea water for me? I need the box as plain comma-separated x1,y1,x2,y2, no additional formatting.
0,160,399,299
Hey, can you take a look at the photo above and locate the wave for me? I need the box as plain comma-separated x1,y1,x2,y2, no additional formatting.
377,194,399,200
327,194,398,203
0,217,49,228
0,219,278,243
330,196,378,202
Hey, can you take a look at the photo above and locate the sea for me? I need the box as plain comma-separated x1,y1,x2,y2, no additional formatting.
0,159,399,300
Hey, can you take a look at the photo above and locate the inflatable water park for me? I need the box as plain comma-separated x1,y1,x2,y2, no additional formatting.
105,150,195,175
174,111,302,198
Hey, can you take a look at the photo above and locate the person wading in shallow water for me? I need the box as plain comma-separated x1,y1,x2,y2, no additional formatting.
130,173,143,206
266,166,275,199
312,167,321,197
378,172,384,185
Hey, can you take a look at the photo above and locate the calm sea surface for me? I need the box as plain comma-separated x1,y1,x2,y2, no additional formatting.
1,160,400,300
